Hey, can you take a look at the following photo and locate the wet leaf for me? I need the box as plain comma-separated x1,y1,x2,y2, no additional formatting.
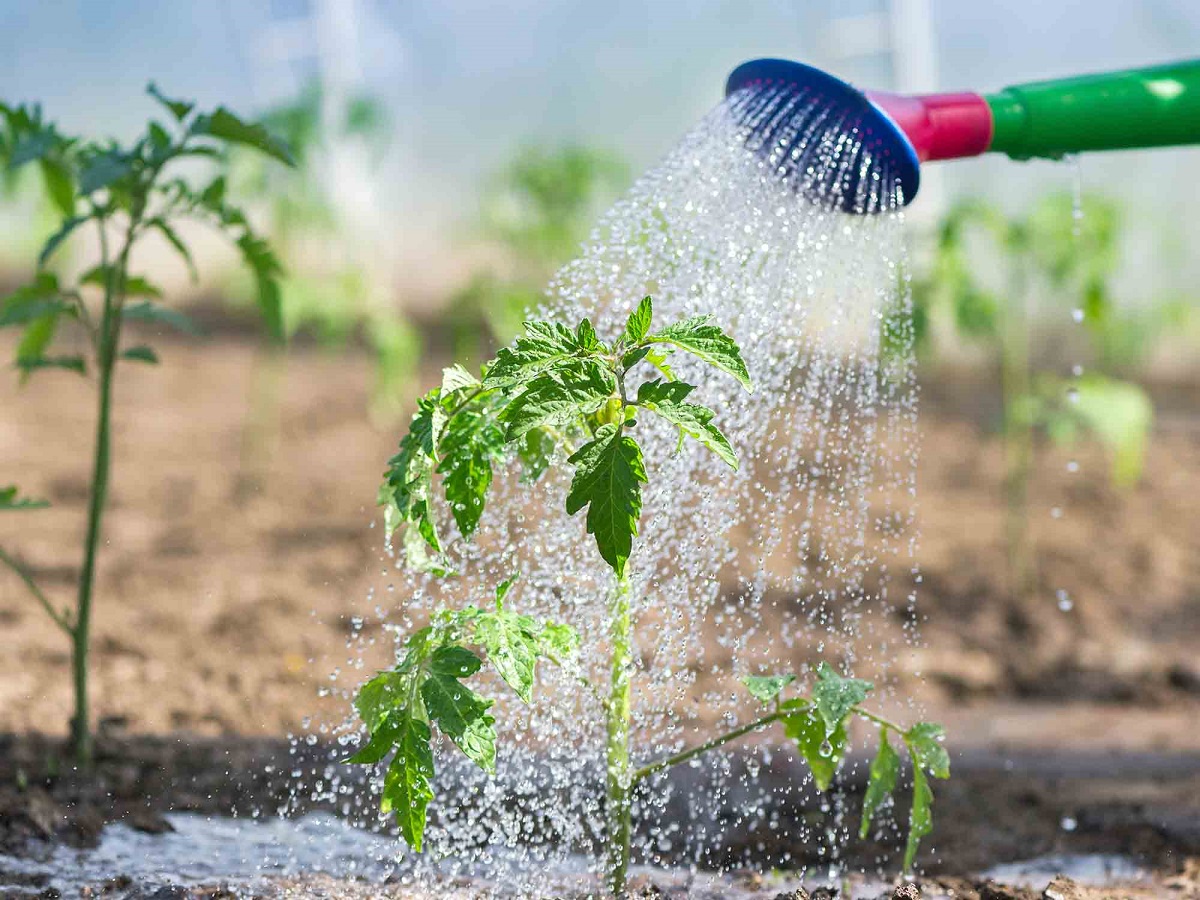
380,713,434,852
565,424,646,577
500,359,615,441
782,705,846,791
904,764,933,872
742,674,794,704
905,722,950,780
811,662,873,736
860,727,900,838
623,296,653,344
646,314,751,391
420,671,496,773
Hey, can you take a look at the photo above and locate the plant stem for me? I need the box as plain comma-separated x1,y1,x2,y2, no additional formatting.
0,547,73,634
70,220,132,766
631,703,907,784
605,572,633,897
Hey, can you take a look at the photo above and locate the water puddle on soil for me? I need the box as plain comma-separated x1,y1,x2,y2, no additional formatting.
0,812,1152,897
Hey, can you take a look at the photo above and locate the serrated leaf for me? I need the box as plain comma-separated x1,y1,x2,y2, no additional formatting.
147,83,194,121
903,764,933,872
811,662,873,736
38,215,85,267
860,728,900,838
0,486,48,511
623,296,653,344
420,671,496,773
643,396,737,469
905,722,950,780
429,644,483,679
494,575,518,607
782,707,847,791
646,315,751,390
441,363,479,395
380,713,435,852
575,317,602,351
121,345,158,364
742,674,794,704
436,398,505,539
192,107,295,167
354,670,408,732
564,424,646,577
483,320,587,389
500,359,615,441
344,718,401,765
381,392,445,543
122,301,202,335
621,346,651,369
538,621,579,664
474,610,542,703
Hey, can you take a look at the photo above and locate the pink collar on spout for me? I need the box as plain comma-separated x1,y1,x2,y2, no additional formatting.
866,91,994,162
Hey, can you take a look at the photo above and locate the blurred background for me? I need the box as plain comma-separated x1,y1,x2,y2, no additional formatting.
1,0,1198,755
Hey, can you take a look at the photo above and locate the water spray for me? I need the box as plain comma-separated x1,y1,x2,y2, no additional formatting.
727,58,1200,212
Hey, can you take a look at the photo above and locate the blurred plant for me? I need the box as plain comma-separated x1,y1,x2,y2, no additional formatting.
907,193,1154,614
225,83,418,494
0,87,292,764
448,144,630,362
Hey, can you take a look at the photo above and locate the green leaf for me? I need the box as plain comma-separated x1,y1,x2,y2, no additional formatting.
380,392,446,547
564,424,646,577
38,215,85,267
473,609,543,703
905,722,951,780
8,130,56,169
420,671,496,773
1062,375,1153,488
354,670,407,732
122,301,202,336
441,363,479,395
0,486,48,511
623,296,653,344
0,277,71,327
537,621,579,664
903,764,933,872
380,713,435,852
436,398,505,539
782,706,847,791
148,219,198,281
120,345,159,364
16,355,86,376
81,267,163,298
429,644,484,679
574,317,603,351
494,575,518,607
147,83,194,121
811,662,873,736
483,320,588,389
15,311,60,367
38,158,75,217
646,315,751,391
79,150,133,194
192,107,295,167
742,674,795,704
641,394,737,470
500,359,615,440
860,728,900,838
344,718,401,765
235,232,285,341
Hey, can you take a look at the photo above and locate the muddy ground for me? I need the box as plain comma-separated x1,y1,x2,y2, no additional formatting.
1,331,1199,895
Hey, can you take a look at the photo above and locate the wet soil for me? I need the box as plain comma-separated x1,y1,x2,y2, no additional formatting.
2,334,1199,895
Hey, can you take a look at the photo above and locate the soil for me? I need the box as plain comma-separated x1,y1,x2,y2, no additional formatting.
1,331,1199,895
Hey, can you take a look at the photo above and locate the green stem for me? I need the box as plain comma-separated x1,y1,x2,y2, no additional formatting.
0,547,73,634
631,703,907,785
605,572,633,897
70,218,134,766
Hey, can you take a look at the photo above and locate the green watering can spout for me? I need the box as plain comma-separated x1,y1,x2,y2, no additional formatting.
726,57,1200,212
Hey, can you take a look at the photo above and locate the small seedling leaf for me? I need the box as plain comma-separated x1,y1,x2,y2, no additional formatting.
500,359,615,441
38,216,85,267
782,707,847,791
147,83,194,121
811,662,873,736
380,713,434,852
474,610,542,703
192,107,296,167
903,764,933,872
420,672,496,773
905,722,951,780
623,296,653,344
742,674,795,704
121,345,159,364
0,486,49,511
860,727,900,838
122,301,202,336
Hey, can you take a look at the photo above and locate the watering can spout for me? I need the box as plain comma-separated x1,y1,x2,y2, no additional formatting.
727,57,1200,211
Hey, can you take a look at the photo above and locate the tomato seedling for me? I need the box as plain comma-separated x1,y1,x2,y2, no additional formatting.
353,297,949,894
0,86,293,765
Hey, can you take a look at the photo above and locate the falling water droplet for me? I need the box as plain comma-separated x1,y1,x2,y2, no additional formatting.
1056,589,1074,612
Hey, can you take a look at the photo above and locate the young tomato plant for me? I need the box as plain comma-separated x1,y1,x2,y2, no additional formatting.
354,297,949,894
0,86,294,765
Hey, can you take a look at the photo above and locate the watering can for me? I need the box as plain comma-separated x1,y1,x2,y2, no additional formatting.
726,57,1200,212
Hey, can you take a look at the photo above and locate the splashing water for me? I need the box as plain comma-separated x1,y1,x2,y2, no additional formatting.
321,83,920,889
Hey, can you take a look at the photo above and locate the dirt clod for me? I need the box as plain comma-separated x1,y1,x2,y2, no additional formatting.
1041,876,1083,900
892,884,921,900
772,890,810,900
